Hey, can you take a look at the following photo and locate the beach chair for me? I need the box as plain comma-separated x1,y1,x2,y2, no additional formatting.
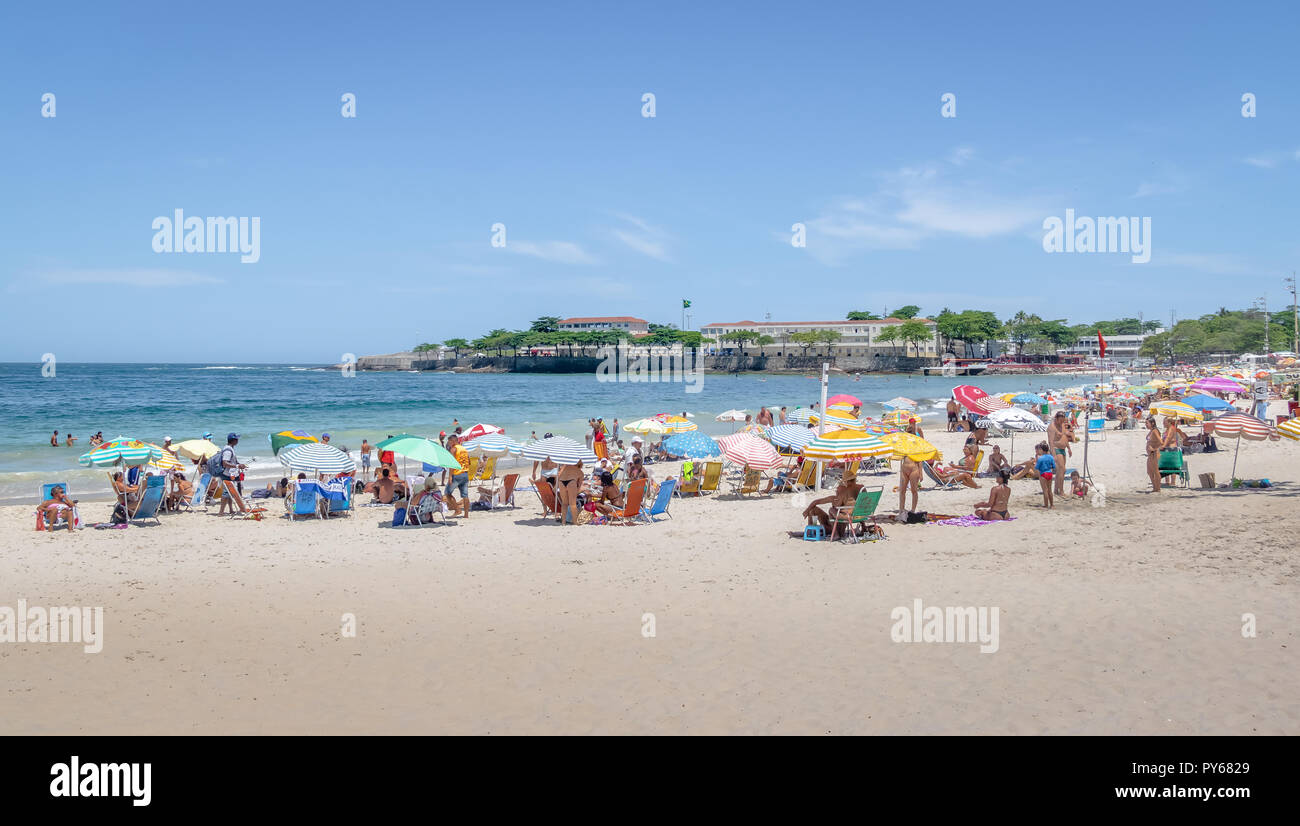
327,476,354,516
464,456,480,481
677,462,701,497
829,487,885,543
921,460,960,490
844,460,860,479
477,457,497,481
534,478,561,517
1158,449,1189,488
969,450,985,475
609,478,647,524
1085,417,1106,442
219,480,268,520
480,473,519,509
404,491,447,526
35,482,80,531
699,461,723,494
286,481,320,521
187,472,212,509
733,467,762,495
640,478,676,523
129,475,166,525
790,461,816,491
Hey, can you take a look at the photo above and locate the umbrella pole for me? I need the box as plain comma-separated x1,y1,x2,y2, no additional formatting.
1231,435,1241,481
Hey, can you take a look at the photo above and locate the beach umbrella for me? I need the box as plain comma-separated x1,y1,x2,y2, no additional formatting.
877,431,941,462
827,393,862,407
739,422,770,437
802,430,890,462
662,432,721,459
813,409,867,430
79,437,165,522
880,409,917,427
1149,379,1170,388
279,442,356,475
1276,418,1300,441
461,423,505,441
986,407,1047,464
375,434,462,471
881,396,917,410
785,408,816,425
714,409,749,422
1205,413,1276,480
1182,394,1233,413
172,438,221,461
1129,384,1157,395
718,434,783,470
765,424,817,451
952,384,1009,414
145,444,184,472
461,433,523,456
861,422,902,436
826,402,858,413
269,429,317,455
1010,392,1047,405
656,415,698,433
1191,377,1245,394
1148,401,1203,423
624,418,670,435
521,436,598,466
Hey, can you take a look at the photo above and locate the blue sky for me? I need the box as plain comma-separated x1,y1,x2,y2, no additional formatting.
2,1,1298,362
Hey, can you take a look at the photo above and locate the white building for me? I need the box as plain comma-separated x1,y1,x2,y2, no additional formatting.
700,318,940,357
1059,331,1160,364
557,316,650,335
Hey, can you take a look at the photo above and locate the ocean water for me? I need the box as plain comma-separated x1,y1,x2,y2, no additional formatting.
0,363,1105,503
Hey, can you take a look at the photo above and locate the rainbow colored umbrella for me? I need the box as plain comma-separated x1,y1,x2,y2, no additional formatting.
270,429,318,455
79,437,163,468
881,409,918,427
801,430,890,461
654,415,698,433
1148,401,1203,423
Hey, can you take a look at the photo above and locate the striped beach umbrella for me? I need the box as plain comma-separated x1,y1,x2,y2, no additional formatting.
1206,413,1276,480
624,418,670,435
146,445,185,471
718,434,783,470
461,423,505,441
1149,401,1203,423
881,409,917,427
877,431,942,462
278,442,356,474
656,415,698,433
1276,418,1300,441
79,437,163,468
765,424,817,451
461,433,523,456
785,408,816,425
662,432,721,459
861,422,902,436
882,396,917,410
1191,377,1245,393
739,422,770,437
521,436,598,465
814,409,867,430
802,431,890,461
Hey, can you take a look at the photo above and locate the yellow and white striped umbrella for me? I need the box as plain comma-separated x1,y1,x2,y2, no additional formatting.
147,446,184,471
802,430,891,461
1277,418,1300,441
656,415,698,433
812,409,867,430
624,418,670,435
1148,400,1203,423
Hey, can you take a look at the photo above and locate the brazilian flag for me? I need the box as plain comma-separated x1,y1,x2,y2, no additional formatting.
682,299,691,308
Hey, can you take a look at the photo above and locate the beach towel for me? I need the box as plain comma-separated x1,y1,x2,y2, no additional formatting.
932,514,1016,526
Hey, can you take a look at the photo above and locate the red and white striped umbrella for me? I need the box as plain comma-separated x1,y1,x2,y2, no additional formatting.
718,433,783,470
1206,414,1274,440
952,384,1009,414
461,422,504,440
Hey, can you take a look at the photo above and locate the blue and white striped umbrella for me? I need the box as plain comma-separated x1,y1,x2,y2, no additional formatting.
662,432,721,458
765,424,817,451
278,442,356,474
521,436,598,465
462,433,524,456
785,408,816,424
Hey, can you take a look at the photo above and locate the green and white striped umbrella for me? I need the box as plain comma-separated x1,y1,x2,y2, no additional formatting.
78,437,163,468
278,442,356,474
801,431,891,461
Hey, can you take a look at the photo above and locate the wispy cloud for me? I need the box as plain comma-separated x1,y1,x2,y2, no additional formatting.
36,268,224,287
1151,252,1254,276
611,213,672,261
507,240,598,265
1243,155,1277,169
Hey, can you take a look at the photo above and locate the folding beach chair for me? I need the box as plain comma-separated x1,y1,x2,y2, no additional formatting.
477,457,497,481
286,481,320,521
676,461,701,497
829,487,885,543
1086,417,1106,442
403,491,447,526
640,478,676,523
479,473,519,509
129,475,166,526
790,461,817,491
609,478,647,524
921,460,960,490
35,482,80,531
1158,449,1189,488
464,456,480,481
220,480,268,520
187,473,212,509
699,461,723,494
534,478,561,517
327,476,354,516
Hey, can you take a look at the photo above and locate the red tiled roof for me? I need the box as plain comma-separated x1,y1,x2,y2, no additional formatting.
558,316,648,324
702,318,932,327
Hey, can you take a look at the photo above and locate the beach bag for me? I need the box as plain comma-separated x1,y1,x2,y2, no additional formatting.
906,511,928,524
391,507,407,526
111,503,129,524
207,451,226,477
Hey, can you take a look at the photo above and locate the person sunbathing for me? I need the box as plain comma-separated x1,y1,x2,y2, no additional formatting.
803,477,862,533
365,468,399,504
39,485,77,532
169,473,194,510
588,471,625,516
764,467,794,493
983,445,1010,477
410,477,444,523
111,472,141,506
974,470,1012,521
929,460,979,488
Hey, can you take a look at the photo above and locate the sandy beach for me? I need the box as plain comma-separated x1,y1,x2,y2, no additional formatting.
3,403,1296,736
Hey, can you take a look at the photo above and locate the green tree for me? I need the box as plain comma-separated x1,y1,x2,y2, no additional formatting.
893,305,922,319
874,325,901,354
412,342,438,353
897,319,932,357
442,338,469,358
721,330,760,355
791,330,819,355
1037,319,1076,352
847,310,881,320
529,316,561,333
1003,311,1044,355
815,329,842,356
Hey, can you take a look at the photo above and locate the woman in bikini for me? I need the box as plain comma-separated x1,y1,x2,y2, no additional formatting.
555,460,585,524
974,470,1012,521
1145,418,1163,492
898,456,922,515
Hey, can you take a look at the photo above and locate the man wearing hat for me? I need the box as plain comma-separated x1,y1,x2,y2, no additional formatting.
216,433,247,514
163,436,176,455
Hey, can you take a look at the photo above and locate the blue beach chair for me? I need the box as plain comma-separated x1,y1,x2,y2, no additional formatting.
328,476,354,517
190,472,212,509
287,481,320,521
37,482,78,531
130,475,166,525
640,478,676,523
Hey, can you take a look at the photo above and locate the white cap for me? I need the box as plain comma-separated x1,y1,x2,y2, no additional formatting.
164,436,172,442
631,436,644,443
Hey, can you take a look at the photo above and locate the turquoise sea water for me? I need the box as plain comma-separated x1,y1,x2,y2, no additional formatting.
0,363,1108,502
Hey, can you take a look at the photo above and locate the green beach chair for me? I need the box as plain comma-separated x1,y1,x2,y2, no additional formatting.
829,486,884,543
1158,449,1189,488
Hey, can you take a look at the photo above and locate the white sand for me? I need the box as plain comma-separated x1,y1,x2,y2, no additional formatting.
2,405,1297,734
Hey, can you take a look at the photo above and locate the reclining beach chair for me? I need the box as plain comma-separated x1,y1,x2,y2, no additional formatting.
1086,417,1106,442
477,457,497,481
479,473,519,509
403,491,447,526
187,472,212,510
35,482,80,531
791,461,817,491
286,480,320,521
921,460,960,490
608,478,647,524
640,478,676,523
698,461,723,494
676,462,701,497
1158,449,1189,488
829,486,885,543
220,479,268,520
327,476,354,516
731,466,762,495
534,478,561,518
129,475,166,526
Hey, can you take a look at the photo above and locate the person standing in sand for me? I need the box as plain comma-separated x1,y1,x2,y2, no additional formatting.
946,398,959,431
898,456,921,515
359,439,372,481
1047,411,1070,497
779,406,788,424
1034,443,1055,508
555,460,585,525
1145,418,1163,492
